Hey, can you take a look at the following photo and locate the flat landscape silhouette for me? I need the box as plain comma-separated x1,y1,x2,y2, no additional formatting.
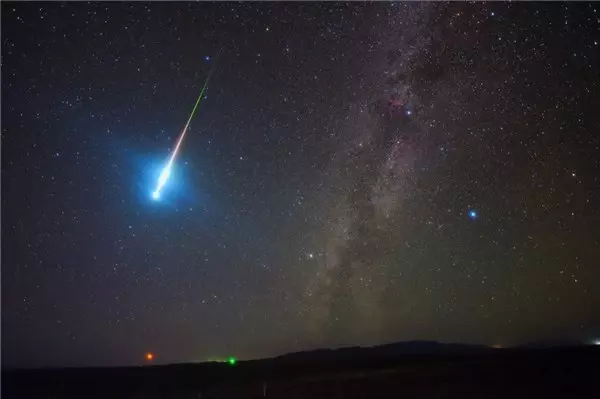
3,342,599,398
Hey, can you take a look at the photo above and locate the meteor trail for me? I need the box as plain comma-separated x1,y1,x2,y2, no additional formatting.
152,56,219,200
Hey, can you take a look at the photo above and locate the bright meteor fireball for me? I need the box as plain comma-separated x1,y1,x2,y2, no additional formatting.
151,56,219,200
152,165,171,200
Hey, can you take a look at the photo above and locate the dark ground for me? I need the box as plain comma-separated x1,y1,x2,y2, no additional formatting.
3,344,599,398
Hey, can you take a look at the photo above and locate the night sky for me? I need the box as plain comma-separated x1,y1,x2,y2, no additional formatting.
2,2,600,368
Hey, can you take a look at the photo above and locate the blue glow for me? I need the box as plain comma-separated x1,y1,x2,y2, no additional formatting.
468,210,478,219
138,153,212,215
151,164,172,200
406,109,412,116
204,55,211,61
158,166,171,187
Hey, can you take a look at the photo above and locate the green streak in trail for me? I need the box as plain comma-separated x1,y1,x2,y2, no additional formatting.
182,59,219,132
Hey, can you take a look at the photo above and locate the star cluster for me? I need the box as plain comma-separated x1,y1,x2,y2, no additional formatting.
2,2,599,367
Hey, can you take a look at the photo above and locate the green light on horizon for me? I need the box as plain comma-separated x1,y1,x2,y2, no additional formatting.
228,356,237,366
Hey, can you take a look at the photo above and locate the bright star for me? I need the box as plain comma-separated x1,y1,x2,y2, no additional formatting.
468,210,478,219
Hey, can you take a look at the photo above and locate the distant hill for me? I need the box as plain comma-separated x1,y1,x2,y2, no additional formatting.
267,340,494,366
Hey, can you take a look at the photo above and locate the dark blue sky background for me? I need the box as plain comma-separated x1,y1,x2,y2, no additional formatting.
2,2,599,367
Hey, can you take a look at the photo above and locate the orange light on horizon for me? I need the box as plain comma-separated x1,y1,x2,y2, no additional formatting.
145,352,154,361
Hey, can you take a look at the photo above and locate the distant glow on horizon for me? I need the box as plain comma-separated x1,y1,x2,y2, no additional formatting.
145,352,154,361
228,356,237,365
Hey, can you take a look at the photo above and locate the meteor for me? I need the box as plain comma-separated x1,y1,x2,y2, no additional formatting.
152,56,219,200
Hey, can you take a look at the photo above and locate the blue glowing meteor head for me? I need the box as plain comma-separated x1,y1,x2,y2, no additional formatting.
157,166,171,188
468,210,478,219
151,165,171,201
